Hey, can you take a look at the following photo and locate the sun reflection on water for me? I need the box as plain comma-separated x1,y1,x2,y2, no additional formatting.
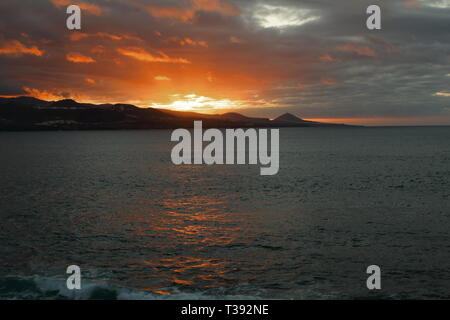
123,194,251,293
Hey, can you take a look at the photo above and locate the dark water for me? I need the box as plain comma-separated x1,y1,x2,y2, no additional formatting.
1,127,450,299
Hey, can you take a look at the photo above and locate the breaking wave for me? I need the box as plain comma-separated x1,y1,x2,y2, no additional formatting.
0,275,261,300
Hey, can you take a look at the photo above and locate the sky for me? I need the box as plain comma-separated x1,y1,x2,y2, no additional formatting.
0,0,449,125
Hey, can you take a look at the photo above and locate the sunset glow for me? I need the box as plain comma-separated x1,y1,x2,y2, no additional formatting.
150,94,245,113
0,0,449,125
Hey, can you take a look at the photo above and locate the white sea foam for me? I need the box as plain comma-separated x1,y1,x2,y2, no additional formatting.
0,275,261,300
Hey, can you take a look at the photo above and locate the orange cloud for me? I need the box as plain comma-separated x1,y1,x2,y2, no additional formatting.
22,87,65,101
85,78,96,85
336,43,377,57
229,36,244,44
321,78,341,85
50,0,102,16
70,32,142,42
66,52,96,63
146,6,192,22
154,76,171,81
117,47,190,64
145,0,240,22
180,37,208,47
69,33,89,41
168,36,208,47
0,40,43,56
319,54,338,62
91,46,105,54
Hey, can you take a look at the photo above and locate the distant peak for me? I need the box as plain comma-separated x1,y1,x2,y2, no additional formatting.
274,113,305,122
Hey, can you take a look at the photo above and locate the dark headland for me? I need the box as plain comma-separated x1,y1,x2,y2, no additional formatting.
0,97,355,130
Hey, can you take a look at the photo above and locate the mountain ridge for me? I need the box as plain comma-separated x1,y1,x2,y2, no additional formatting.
0,97,355,130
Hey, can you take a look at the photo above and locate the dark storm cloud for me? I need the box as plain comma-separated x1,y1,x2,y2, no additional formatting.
230,0,450,121
0,0,448,124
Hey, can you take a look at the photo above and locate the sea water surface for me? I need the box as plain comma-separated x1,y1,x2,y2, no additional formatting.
1,127,450,299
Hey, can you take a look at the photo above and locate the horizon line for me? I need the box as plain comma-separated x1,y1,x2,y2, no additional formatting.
2,95,450,127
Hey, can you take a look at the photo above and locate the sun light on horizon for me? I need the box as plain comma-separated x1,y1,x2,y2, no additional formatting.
149,94,246,113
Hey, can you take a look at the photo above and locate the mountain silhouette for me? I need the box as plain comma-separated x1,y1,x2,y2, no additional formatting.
275,113,308,123
0,97,354,130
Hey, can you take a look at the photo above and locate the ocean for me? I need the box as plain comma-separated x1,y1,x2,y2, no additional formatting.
1,127,450,299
